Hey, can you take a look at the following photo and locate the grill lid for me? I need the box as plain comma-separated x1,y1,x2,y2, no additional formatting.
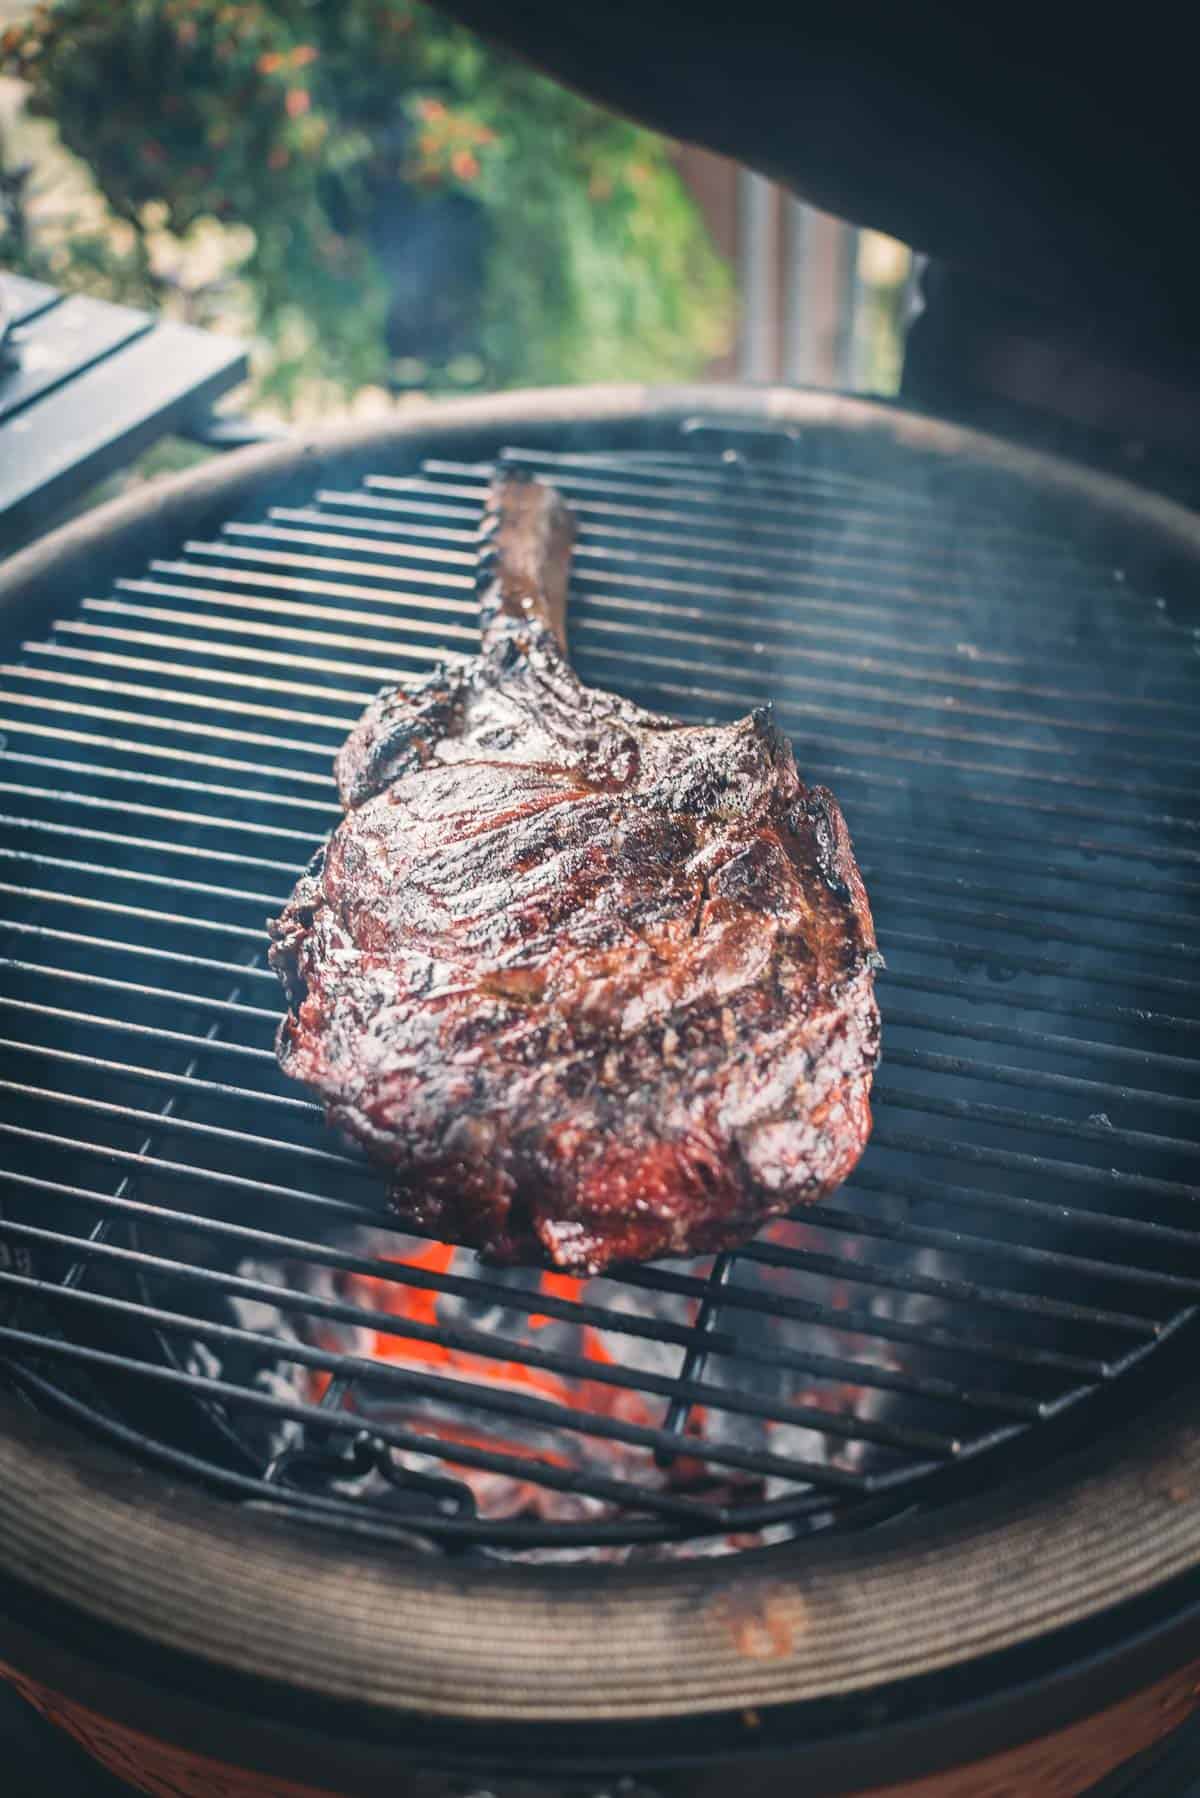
0,393,1198,1569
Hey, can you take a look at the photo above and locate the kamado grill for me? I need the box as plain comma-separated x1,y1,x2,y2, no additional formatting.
1,385,1199,1796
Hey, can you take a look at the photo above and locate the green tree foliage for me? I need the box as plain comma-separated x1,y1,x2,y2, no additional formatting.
2,0,733,407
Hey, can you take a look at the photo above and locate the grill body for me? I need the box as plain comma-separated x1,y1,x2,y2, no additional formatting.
1,385,1199,1794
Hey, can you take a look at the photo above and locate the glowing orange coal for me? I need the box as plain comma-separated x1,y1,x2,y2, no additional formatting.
528,1271,587,1328
305,1244,657,1436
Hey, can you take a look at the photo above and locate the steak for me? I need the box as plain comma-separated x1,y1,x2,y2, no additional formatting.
268,472,881,1273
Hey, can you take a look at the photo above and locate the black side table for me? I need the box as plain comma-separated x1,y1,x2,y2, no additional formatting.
0,269,251,555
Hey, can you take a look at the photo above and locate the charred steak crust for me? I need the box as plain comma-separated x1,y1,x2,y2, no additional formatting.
268,474,881,1274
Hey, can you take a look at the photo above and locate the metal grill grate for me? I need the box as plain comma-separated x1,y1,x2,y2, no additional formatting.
1,422,1198,1554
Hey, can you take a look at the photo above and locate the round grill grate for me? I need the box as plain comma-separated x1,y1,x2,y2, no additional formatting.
0,410,1197,1556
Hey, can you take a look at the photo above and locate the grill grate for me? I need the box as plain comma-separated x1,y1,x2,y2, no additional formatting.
1,424,1198,1554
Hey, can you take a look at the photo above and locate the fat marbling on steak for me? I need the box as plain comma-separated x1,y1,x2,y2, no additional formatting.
268,472,881,1273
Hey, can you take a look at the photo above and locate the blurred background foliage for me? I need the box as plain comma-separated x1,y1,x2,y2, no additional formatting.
1,0,734,417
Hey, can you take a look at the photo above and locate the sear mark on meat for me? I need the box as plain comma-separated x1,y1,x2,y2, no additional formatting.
268,472,881,1274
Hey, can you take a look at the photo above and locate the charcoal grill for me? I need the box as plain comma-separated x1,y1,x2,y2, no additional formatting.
1,385,1199,1797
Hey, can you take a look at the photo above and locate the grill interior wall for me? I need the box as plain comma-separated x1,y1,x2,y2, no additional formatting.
0,426,1197,1554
